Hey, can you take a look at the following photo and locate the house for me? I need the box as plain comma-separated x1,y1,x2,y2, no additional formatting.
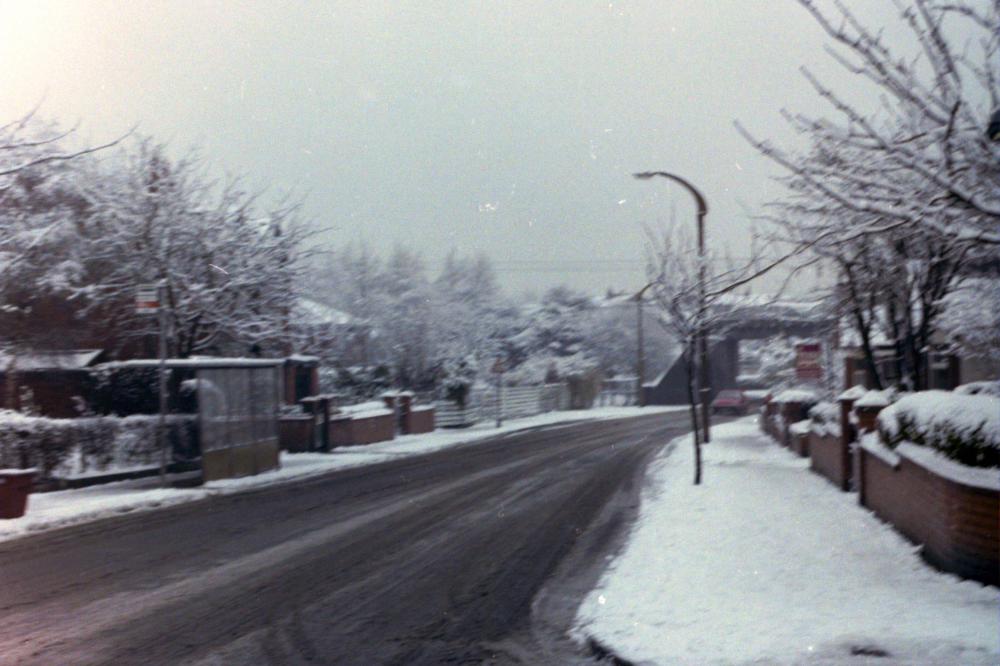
0,349,107,417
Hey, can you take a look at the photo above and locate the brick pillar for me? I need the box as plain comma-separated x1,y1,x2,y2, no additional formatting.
855,405,883,433
838,395,858,491
838,397,857,445
780,401,809,448
398,393,413,434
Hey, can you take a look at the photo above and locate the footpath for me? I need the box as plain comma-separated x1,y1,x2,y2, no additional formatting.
574,418,999,665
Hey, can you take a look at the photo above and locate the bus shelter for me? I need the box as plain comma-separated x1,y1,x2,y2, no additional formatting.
193,359,282,481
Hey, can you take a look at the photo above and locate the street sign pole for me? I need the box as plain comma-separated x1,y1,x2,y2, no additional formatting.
496,368,503,428
157,281,168,487
137,282,168,487
491,357,505,428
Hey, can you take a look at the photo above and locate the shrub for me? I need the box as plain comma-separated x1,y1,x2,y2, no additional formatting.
0,411,198,478
878,391,999,468
808,401,840,437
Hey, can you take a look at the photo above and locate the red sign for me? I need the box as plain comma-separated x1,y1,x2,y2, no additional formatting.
135,284,160,314
795,343,822,381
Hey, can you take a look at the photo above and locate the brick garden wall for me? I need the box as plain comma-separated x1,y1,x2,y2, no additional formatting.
859,443,999,586
329,412,395,446
403,407,434,435
279,415,315,452
809,431,851,491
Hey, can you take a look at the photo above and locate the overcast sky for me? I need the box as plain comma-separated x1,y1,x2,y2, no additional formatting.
0,1,901,296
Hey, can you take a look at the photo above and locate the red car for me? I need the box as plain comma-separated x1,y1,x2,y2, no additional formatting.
711,389,748,415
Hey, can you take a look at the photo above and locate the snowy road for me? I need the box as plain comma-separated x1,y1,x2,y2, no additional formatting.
0,411,691,665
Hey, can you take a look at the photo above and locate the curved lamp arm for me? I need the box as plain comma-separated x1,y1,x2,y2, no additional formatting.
633,171,708,217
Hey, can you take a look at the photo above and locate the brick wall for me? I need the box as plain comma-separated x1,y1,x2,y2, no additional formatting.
403,407,434,435
328,412,395,446
859,444,999,586
809,431,851,491
279,415,316,452
791,431,810,457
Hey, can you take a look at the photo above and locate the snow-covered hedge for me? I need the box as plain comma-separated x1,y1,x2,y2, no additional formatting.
0,411,198,478
877,391,1000,468
955,380,1000,397
808,401,840,437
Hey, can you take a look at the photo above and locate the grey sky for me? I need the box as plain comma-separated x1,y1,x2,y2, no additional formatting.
0,1,900,295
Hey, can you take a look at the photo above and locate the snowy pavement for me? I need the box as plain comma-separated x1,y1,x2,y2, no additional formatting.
0,405,683,543
574,417,999,666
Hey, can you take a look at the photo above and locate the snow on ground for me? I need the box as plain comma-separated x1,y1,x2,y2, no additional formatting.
0,405,684,543
575,417,999,666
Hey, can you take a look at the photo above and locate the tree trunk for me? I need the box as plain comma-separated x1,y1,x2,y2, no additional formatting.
684,343,702,485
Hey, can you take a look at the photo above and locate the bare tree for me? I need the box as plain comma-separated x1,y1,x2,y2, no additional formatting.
645,224,765,485
739,0,1000,245
737,0,998,390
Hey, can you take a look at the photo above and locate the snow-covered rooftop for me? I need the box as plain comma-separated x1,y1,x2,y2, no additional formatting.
0,349,104,371
101,357,283,369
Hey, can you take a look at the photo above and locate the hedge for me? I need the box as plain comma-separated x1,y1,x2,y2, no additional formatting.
0,411,198,478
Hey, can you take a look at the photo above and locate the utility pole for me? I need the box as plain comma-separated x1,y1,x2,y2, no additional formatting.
634,281,655,407
636,294,644,406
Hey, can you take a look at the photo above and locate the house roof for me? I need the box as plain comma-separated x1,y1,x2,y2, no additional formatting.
100,357,284,370
2,349,105,371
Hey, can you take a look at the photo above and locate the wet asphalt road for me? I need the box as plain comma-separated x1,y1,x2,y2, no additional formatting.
0,411,692,665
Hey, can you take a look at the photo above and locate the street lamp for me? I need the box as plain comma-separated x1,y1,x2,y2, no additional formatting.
634,171,711,443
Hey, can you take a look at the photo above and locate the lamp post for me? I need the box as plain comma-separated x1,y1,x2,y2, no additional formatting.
634,281,655,407
634,171,711,443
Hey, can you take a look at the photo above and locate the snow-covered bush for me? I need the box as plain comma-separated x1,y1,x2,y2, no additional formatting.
955,381,1000,398
0,411,197,478
878,391,1000,468
439,355,478,406
504,352,596,387
808,401,840,437
319,365,392,401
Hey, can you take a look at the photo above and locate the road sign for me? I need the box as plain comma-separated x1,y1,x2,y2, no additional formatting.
135,284,161,314
795,343,823,381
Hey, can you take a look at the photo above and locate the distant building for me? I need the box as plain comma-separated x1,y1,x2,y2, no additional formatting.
0,349,107,417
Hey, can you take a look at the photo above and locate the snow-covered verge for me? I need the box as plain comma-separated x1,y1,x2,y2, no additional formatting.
575,418,999,666
0,405,684,543
878,390,1000,468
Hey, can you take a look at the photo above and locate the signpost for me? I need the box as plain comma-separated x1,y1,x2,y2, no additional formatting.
136,283,168,485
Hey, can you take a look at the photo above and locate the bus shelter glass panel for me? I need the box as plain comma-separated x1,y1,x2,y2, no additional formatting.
197,366,279,454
